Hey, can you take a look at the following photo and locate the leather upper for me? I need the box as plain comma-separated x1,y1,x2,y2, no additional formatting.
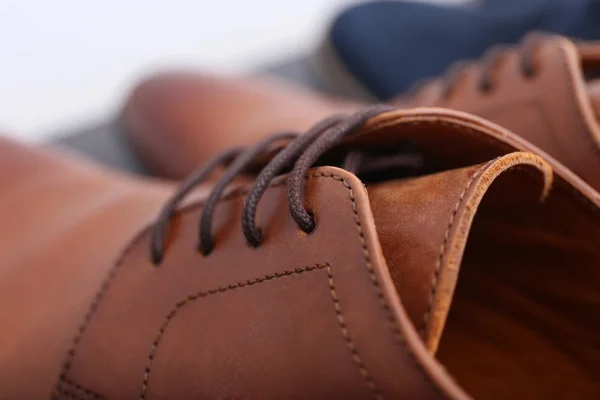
396,35,600,191
122,36,600,201
110,35,600,398
0,109,588,399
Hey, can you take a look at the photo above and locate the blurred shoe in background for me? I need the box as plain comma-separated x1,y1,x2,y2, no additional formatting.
121,73,358,178
314,0,600,100
395,33,600,190
122,34,600,191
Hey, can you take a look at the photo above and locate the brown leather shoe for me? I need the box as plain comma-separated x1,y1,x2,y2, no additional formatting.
122,73,358,178
396,33,600,191
0,139,170,399
4,108,600,399
122,34,600,193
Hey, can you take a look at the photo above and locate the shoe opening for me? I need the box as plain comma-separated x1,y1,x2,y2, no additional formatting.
366,164,600,399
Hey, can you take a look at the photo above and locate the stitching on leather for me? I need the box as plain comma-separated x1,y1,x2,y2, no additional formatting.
309,172,448,398
420,159,496,338
52,229,147,400
140,263,330,400
56,388,92,400
57,388,81,400
395,118,599,215
421,155,600,340
53,181,291,399
326,264,383,400
57,378,103,400
55,116,599,400
55,386,80,400
61,378,103,400
56,171,448,400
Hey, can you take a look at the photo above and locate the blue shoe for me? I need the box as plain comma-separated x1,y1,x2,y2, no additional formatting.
314,0,600,100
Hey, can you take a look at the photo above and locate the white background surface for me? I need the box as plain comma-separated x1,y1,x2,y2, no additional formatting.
0,0,466,142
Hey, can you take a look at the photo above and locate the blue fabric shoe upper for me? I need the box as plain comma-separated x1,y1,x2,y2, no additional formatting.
329,0,600,99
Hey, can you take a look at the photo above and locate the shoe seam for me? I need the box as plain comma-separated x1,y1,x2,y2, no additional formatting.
369,118,599,215
326,264,383,399
421,153,600,343
53,172,449,399
56,377,103,400
420,158,496,338
139,263,345,399
314,172,448,399
139,263,384,399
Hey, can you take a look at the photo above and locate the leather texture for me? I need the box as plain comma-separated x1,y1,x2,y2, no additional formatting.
121,36,600,196
396,35,600,191
2,108,597,398
121,73,358,178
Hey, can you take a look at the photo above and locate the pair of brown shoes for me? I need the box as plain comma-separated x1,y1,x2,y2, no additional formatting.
1,34,599,399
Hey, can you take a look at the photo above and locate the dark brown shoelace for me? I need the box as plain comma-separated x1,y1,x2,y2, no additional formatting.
408,31,547,99
150,105,422,265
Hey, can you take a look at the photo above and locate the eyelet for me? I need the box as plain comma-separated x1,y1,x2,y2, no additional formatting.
150,250,163,266
477,79,493,94
247,228,263,249
197,243,213,257
521,64,537,79
298,213,317,236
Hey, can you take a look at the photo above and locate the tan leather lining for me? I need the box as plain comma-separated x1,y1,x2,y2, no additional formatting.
423,152,552,353
436,166,600,399
365,152,599,398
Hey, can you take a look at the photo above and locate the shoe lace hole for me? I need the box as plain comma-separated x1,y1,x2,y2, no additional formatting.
478,79,493,94
197,245,212,257
522,64,537,79
247,228,263,249
150,251,163,267
298,212,317,236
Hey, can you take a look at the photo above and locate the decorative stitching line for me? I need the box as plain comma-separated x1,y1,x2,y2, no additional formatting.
57,389,80,400
55,170,450,400
55,117,600,400
420,153,600,341
326,265,383,400
53,180,290,399
420,158,496,338
139,263,330,400
56,389,90,400
310,172,448,398
57,377,103,400
56,229,147,378
60,378,103,400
